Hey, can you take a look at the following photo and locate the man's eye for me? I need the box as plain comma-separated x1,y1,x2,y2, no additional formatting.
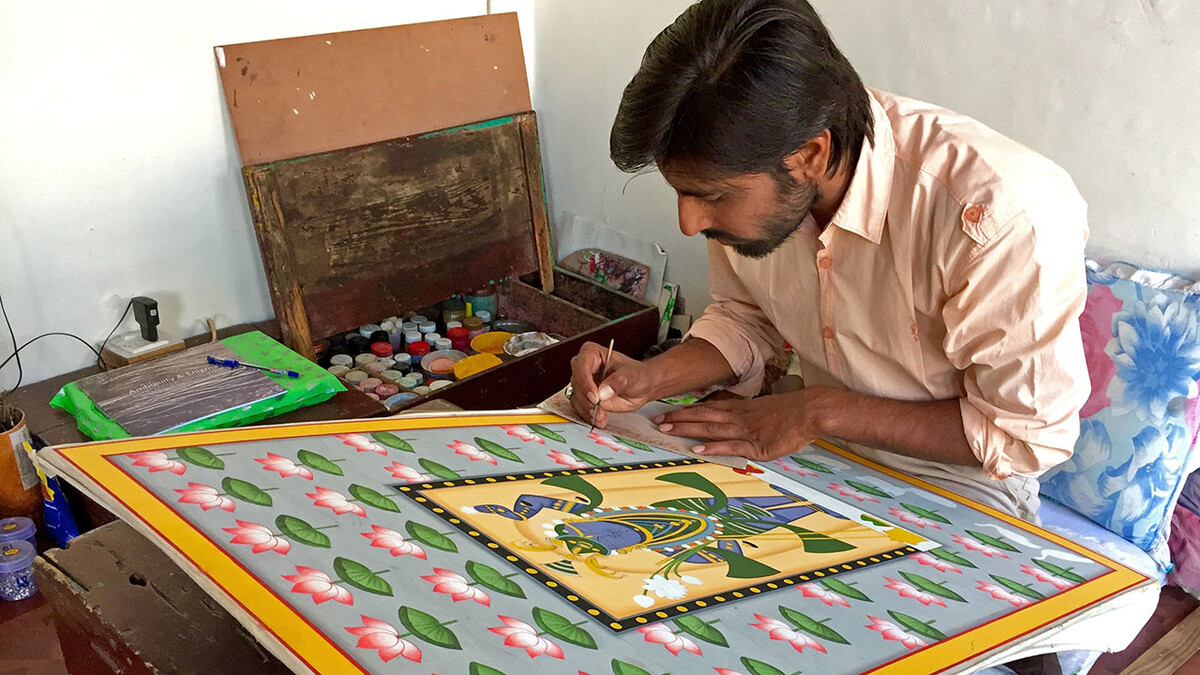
702,194,723,204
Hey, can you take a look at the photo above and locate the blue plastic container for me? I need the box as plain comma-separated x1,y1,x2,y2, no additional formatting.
0,517,35,549
0,540,37,601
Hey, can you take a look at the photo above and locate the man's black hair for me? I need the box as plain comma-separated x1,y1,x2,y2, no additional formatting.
611,0,874,178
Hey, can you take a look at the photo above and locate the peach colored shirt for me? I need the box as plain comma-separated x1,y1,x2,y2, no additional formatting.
687,89,1090,487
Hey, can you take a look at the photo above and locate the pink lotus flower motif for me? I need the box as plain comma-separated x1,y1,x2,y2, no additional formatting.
884,577,946,607
636,623,703,656
1079,284,1122,418
887,507,942,530
281,565,353,605
175,482,235,512
306,486,366,517
385,461,429,483
1020,564,1074,590
345,615,422,663
222,520,291,554
361,525,427,559
488,615,565,659
750,614,826,654
421,567,491,606
866,615,929,651
977,580,1031,607
798,582,850,607
951,533,1009,559
448,440,497,465
588,430,635,454
337,433,388,455
828,482,879,503
255,452,313,480
130,451,186,476
912,552,962,574
714,670,745,675
770,458,818,478
500,424,545,445
547,450,588,469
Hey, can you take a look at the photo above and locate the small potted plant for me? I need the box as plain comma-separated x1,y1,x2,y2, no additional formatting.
0,393,39,515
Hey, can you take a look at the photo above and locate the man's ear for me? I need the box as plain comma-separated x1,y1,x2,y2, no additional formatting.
782,129,832,181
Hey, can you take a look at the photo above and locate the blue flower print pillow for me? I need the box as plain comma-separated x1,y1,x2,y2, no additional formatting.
1041,261,1200,571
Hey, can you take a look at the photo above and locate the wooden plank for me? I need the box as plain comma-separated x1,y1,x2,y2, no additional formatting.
244,115,543,349
216,13,531,165
518,112,555,293
1121,606,1200,675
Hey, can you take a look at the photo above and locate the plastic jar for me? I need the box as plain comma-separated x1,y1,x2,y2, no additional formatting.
408,341,431,367
464,316,485,341
447,326,470,352
0,517,36,548
465,288,497,319
475,310,492,331
0,540,37,601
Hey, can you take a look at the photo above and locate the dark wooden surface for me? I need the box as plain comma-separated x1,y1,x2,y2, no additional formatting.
1091,584,1200,674
242,113,553,358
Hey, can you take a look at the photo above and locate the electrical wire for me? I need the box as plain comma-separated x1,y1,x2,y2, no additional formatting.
96,299,134,372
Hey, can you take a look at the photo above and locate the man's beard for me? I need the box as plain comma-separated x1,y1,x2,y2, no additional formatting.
703,173,817,259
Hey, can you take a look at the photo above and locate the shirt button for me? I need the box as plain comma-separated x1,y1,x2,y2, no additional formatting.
822,327,834,340
964,204,984,224
818,256,833,270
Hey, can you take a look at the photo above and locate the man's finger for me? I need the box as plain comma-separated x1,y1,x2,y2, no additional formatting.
693,439,759,458
658,420,742,441
656,404,732,425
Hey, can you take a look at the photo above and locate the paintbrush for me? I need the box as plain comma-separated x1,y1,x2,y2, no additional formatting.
589,339,615,433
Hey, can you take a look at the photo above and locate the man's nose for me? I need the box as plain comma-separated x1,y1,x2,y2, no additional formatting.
677,196,712,237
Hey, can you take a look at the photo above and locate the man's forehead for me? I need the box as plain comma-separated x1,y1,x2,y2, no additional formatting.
658,159,766,192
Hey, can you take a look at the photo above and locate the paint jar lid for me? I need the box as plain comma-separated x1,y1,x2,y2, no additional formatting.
359,324,383,339
370,330,390,344
359,377,383,390
384,392,420,409
355,353,378,365
429,379,453,391
475,311,492,324
363,361,388,375
418,321,437,334
329,353,354,367
0,517,35,543
401,322,418,333
434,338,453,352
425,333,441,343
404,331,422,344
377,357,395,369
327,365,351,377
447,327,469,340
0,540,34,573
371,342,393,358
446,321,463,330
375,383,400,398
413,386,432,396
347,336,371,353
401,375,422,389
344,370,369,383
408,341,431,357
464,316,484,331
409,314,428,324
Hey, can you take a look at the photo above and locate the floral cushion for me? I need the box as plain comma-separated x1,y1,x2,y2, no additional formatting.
1040,261,1200,571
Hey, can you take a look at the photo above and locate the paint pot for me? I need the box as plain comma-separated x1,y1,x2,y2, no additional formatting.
421,350,467,381
445,320,463,331
365,392,381,401
343,370,369,385
401,321,418,334
390,359,411,375
465,288,497,319
363,361,388,375
464,316,485,341
453,353,503,380
384,392,420,409
411,385,431,396
504,332,560,357
380,370,404,383
407,341,431,368
418,321,437,336
447,326,469,352
0,517,36,549
327,365,350,377
359,324,383,340
433,337,452,352
358,377,383,392
375,383,400,398
493,318,535,334
429,379,453,391
329,353,354,367
425,333,441,346
409,314,428,325
441,297,466,327
388,328,406,352
404,331,422,346
0,540,37,601
475,310,492,330
470,331,514,355
354,353,378,367
377,357,395,369
400,374,423,390
346,335,371,355
371,342,393,359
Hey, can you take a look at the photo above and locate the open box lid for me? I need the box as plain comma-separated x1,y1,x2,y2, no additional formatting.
215,14,553,358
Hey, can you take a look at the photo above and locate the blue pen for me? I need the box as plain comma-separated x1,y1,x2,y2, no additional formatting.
207,355,300,378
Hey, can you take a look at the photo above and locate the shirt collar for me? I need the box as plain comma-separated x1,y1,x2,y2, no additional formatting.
822,91,894,245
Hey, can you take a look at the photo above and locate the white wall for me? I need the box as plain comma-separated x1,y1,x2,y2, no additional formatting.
532,0,1200,312
0,1,534,388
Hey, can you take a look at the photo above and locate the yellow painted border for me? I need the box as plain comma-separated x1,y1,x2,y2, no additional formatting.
54,413,568,675
808,439,1152,674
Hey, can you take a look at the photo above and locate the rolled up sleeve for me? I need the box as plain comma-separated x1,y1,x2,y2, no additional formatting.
686,241,786,397
944,203,1090,480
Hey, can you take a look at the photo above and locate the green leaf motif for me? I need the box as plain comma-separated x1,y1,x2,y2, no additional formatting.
1032,559,1087,584
469,664,507,675
614,435,654,452
398,606,462,650
176,447,224,470
419,457,461,480
611,660,652,675
348,484,400,513
674,615,728,647
991,575,1045,601
899,571,966,602
790,456,834,474
900,503,952,524
406,521,458,552
528,424,567,443
532,607,597,649
274,515,330,548
965,530,1021,553
570,448,609,467
740,657,787,675
333,557,393,596
778,606,850,645
221,477,273,507
296,449,343,476
820,577,871,602
706,546,780,579
372,432,415,452
475,437,523,463
466,561,525,598
930,547,977,568
843,479,891,499
888,610,947,641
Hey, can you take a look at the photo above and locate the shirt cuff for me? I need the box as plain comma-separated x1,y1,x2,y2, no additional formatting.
685,317,765,398
959,399,1072,480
